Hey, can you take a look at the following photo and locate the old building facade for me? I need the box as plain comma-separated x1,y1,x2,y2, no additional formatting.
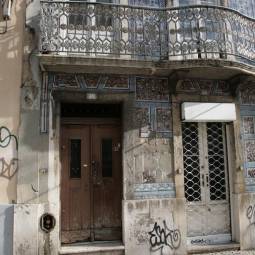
0,0,25,254
0,0,255,254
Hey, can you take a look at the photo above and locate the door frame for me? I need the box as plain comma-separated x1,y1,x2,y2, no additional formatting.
171,93,240,246
46,89,133,253
59,107,123,244
182,121,232,244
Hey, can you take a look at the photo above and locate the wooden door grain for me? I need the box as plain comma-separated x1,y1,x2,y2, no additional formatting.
61,122,122,244
92,124,122,241
61,125,91,243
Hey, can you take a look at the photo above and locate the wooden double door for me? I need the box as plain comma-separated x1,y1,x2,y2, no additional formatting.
61,122,122,243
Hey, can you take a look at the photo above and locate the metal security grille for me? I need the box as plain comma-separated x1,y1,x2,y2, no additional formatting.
182,123,201,202
182,122,231,245
207,123,227,201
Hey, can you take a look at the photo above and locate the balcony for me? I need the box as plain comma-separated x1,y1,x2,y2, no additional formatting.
39,1,255,75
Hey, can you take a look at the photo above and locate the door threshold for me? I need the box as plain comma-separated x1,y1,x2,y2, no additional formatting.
60,241,125,254
188,242,240,254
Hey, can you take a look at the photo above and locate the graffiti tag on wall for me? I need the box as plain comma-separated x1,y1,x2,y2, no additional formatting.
148,220,181,253
0,158,18,179
0,127,18,150
0,127,18,179
247,204,255,226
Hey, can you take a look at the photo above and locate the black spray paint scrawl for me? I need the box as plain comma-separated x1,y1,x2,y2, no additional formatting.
148,220,181,253
247,204,255,226
0,127,18,179
0,126,18,150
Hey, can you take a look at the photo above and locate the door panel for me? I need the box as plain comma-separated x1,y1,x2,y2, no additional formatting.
61,123,122,244
61,126,91,243
93,125,122,241
206,203,230,235
182,122,231,245
187,205,207,237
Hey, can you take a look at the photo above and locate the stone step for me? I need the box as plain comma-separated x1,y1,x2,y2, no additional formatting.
59,241,125,255
188,242,240,254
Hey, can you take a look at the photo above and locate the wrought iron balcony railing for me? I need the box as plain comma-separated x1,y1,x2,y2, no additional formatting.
40,1,255,66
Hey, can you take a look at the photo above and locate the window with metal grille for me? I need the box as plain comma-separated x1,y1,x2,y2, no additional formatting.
207,123,227,200
182,122,228,203
182,122,201,202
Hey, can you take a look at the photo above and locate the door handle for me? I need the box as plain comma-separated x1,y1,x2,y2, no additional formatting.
201,174,205,187
206,174,209,187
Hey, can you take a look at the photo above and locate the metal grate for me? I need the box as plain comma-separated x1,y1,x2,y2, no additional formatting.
207,123,227,201
183,122,231,241
182,122,201,202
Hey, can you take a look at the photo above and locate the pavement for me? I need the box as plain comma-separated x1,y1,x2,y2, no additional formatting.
196,251,255,255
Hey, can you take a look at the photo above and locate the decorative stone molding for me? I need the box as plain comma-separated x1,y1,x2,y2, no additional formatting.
41,73,173,138
243,116,255,135
52,73,130,90
133,183,175,199
134,107,150,138
134,77,171,138
104,76,130,89
176,79,231,96
155,108,172,132
245,140,255,162
240,86,255,105
40,73,131,133
136,77,169,102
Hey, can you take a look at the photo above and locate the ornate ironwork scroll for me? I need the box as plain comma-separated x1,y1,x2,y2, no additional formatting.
40,1,255,65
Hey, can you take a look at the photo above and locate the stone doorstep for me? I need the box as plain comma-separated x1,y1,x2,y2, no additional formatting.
188,242,240,254
59,241,125,254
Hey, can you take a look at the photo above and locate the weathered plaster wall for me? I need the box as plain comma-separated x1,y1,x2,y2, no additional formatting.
130,76,174,200
124,198,186,255
17,0,46,204
0,0,25,203
13,1,53,254
123,104,174,200
13,203,59,255
239,193,255,250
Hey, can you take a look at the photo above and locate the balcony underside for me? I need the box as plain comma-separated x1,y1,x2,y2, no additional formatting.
39,54,255,79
